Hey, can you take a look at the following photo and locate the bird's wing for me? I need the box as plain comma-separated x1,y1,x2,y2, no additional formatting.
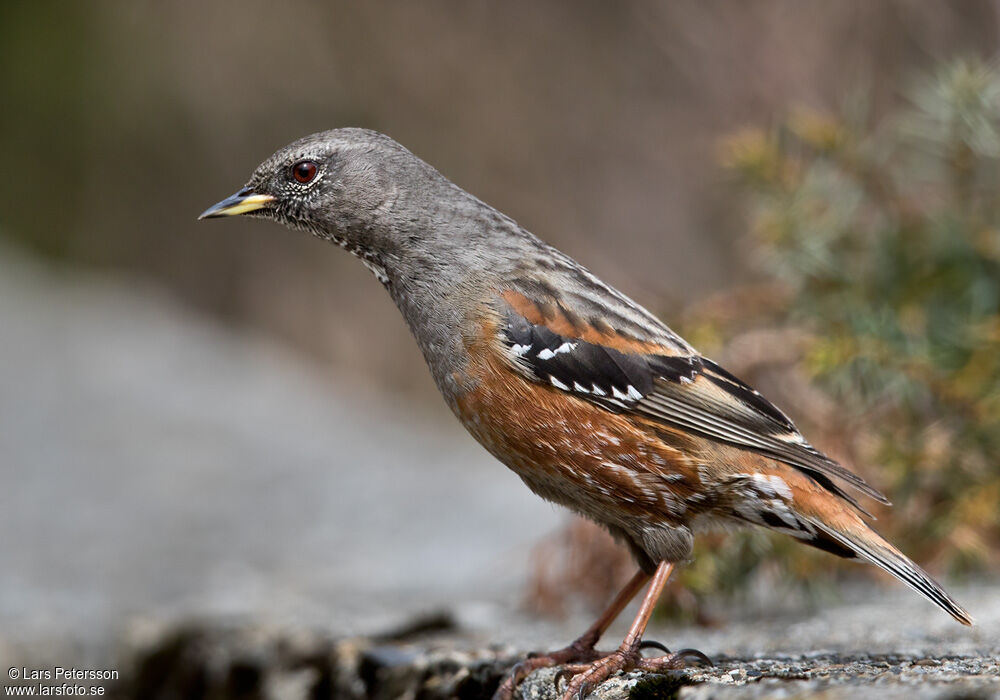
496,288,889,511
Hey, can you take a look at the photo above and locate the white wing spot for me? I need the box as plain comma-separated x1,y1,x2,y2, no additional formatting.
591,385,607,396
554,341,577,354
573,382,591,393
611,385,642,402
511,343,532,357
549,376,570,391
536,348,555,360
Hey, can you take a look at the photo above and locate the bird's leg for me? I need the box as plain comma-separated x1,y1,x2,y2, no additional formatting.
558,562,712,700
492,569,650,700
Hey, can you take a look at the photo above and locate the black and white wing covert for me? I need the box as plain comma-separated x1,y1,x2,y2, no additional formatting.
499,306,889,511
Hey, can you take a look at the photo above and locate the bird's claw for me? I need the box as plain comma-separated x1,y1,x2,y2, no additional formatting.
673,648,714,666
492,643,604,700
558,643,711,699
633,647,714,673
638,639,671,654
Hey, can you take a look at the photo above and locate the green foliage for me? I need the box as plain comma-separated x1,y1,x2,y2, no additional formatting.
695,58,1000,598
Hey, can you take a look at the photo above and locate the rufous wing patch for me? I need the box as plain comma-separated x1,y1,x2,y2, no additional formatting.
500,290,681,355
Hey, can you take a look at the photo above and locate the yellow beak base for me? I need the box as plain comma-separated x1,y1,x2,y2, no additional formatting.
198,190,276,219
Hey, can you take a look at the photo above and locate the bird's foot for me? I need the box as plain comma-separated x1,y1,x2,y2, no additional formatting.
492,635,607,700
555,640,711,700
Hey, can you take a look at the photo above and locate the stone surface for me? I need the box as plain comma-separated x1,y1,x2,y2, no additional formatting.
104,606,998,700
95,582,999,699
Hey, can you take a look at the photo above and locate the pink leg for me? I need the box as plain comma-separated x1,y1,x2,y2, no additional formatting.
492,569,650,700
558,562,711,700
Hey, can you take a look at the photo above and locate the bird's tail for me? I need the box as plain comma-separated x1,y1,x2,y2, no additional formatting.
746,466,974,626
807,517,973,625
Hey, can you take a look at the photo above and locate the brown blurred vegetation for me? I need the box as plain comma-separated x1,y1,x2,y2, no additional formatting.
2,2,998,619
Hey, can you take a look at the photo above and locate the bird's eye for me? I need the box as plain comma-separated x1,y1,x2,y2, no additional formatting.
291,160,318,184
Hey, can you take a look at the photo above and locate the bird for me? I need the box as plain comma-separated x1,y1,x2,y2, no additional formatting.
200,128,973,700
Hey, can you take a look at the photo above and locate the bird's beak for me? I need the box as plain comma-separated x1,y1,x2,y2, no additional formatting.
198,188,276,220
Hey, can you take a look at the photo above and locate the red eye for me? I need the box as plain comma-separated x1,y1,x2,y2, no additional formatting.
292,160,318,183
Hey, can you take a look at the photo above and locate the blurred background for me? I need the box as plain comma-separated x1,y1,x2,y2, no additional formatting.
2,0,999,681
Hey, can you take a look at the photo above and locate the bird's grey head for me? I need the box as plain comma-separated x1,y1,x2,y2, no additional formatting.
199,128,470,276
200,127,525,389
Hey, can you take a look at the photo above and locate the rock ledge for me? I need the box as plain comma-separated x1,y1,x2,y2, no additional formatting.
114,621,999,699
